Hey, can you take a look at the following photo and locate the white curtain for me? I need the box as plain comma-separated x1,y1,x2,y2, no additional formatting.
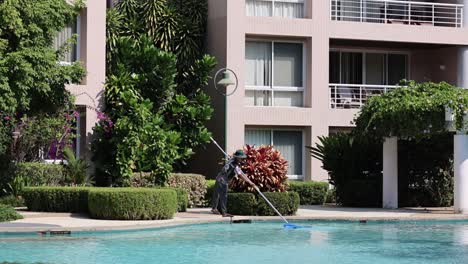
273,91,303,107
273,131,302,176
246,0,272,17
274,2,304,18
245,41,272,87
245,90,271,106
53,23,77,63
245,130,271,147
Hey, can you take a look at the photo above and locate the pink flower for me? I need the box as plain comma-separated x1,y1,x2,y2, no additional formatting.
3,116,10,121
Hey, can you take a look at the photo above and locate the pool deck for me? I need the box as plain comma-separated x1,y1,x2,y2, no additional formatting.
1,205,468,233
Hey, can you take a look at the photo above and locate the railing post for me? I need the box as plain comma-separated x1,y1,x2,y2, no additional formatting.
408,2,411,24
432,4,435,26
360,86,363,107
360,0,363,22
384,1,387,24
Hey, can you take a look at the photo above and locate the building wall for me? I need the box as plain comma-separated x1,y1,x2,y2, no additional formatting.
202,0,468,181
66,0,106,160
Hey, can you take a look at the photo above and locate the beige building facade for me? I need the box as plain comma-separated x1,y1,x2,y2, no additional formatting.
58,1,106,160
196,0,468,181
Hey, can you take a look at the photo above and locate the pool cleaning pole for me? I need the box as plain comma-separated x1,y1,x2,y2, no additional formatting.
209,137,289,224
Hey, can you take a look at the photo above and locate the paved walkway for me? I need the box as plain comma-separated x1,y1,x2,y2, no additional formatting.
1,206,468,233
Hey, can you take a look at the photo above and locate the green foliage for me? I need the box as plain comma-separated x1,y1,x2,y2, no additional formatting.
88,188,177,220
308,133,383,207
325,188,336,204
8,112,77,162
170,187,188,212
14,162,66,186
0,0,85,115
0,204,22,222
22,187,89,213
256,192,300,216
227,193,257,215
287,181,329,205
95,0,216,183
2,175,26,197
355,81,468,140
62,147,89,186
204,179,216,207
399,133,454,207
0,195,25,207
167,173,207,207
230,145,288,193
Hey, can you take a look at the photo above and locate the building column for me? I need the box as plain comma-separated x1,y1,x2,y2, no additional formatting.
454,133,468,213
383,137,398,209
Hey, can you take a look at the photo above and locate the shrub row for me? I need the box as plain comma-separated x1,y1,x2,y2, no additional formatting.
88,188,177,220
131,172,206,208
287,181,329,205
22,187,89,213
22,187,183,220
227,192,299,216
14,162,66,186
0,204,23,222
0,195,25,207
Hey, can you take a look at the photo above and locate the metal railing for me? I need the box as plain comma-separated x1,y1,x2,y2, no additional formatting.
329,83,399,109
331,0,463,28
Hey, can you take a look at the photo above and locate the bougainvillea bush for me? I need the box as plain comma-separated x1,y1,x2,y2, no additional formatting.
229,145,288,193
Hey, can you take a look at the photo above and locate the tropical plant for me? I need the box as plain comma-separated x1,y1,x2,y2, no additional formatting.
62,147,89,186
230,145,288,193
2,176,27,198
308,133,383,206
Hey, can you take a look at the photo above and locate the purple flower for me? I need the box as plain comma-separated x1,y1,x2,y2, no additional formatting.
3,116,10,121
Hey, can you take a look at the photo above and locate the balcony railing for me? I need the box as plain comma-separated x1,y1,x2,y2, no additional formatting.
330,83,399,109
331,0,463,28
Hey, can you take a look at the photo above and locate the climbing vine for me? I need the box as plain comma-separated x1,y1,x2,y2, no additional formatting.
354,81,468,140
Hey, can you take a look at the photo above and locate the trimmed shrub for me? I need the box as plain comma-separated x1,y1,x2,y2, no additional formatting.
15,162,66,186
130,172,155,187
171,187,188,212
288,181,328,205
227,193,257,215
22,187,89,213
257,192,300,216
167,173,207,207
204,179,216,207
0,195,25,207
88,188,177,220
0,204,23,222
325,188,336,204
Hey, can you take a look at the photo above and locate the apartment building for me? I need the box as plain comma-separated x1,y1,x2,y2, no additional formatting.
197,0,468,181
55,1,106,160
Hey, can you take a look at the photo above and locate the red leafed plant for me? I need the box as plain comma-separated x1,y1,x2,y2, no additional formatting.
229,145,288,193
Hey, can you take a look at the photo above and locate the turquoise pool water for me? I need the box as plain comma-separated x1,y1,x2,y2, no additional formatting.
1,220,468,264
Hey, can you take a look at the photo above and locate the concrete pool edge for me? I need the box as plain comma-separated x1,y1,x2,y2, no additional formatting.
2,206,468,234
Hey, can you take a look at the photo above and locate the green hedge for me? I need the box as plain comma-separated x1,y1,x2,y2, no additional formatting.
15,162,66,186
88,188,177,220
22,187,89,213
0,195,25,207
227,193,257,215
0,204,23,222
171,187,188,212
257,192,300,216
204,179,216,207
288,181,328,205
167,173,207,207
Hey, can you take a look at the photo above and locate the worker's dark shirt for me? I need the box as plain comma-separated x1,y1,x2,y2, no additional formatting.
215,158,238,184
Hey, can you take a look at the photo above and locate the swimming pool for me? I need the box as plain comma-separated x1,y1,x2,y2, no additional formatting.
1,220,468,264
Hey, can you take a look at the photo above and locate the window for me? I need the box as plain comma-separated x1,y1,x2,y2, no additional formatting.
329,50,408,85
246,0,304,18
245,129,303,179
53,17,80,64
245,41,304,107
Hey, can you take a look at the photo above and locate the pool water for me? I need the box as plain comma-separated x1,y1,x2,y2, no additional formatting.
1,220,468,264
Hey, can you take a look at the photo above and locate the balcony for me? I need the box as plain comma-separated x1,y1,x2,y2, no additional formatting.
329,83,398,109
331,0,463,28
